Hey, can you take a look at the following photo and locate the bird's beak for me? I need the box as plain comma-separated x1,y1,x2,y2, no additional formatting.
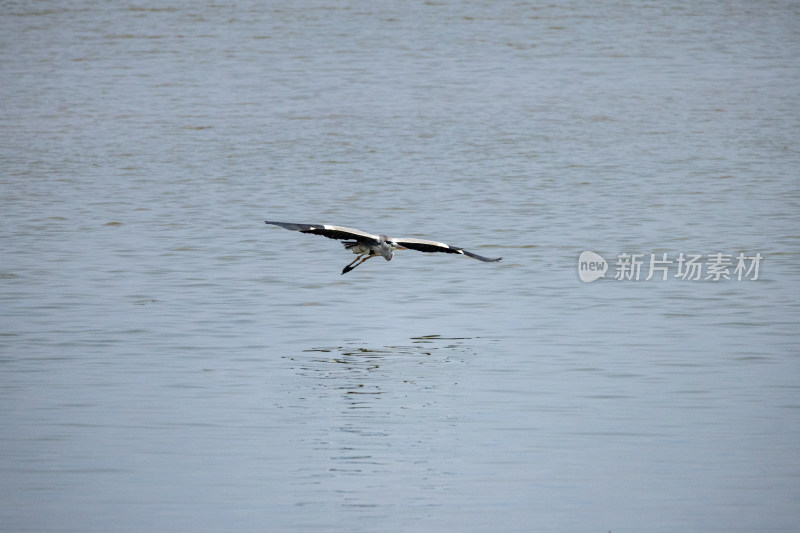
395,245,407,250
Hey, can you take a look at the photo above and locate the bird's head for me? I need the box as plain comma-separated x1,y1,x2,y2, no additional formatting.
378,235,404,260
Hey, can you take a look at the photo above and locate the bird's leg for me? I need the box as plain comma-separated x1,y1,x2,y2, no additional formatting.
344,253,364,270
342,254,372,275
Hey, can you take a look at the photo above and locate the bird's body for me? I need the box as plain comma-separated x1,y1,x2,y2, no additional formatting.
264,221,502,274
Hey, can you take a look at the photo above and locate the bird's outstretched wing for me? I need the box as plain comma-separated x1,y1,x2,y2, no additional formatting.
393,237,502,262
265,221,380,243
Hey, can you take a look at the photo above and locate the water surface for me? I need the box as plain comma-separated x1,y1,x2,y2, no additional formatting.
1,1,799,532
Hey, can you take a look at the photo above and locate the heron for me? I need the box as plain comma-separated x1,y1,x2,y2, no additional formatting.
264,220,502,274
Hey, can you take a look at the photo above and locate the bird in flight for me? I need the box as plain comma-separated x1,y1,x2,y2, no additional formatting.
264,220,502,274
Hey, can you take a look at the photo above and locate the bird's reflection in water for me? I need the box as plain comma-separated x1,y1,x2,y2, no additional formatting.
283,336,478,484
288,335,474,410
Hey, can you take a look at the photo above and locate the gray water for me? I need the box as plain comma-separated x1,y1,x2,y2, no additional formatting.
2,1,799,532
